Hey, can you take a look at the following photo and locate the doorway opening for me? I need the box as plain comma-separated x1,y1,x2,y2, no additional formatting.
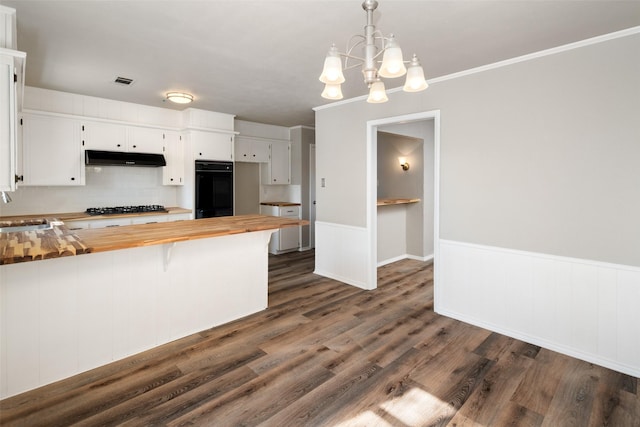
366,111,440,309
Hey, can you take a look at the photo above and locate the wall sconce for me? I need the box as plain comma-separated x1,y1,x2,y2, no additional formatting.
399,157,410,171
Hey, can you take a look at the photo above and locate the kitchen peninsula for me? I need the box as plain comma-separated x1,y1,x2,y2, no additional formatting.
0,215,307,399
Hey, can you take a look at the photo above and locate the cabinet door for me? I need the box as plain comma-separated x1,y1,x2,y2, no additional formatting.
22,114,84,186
235,139,269,163
278,226,299,251
128,126,164,154
192,131,233,161
0,54,17,192
83,121,127,151
162,131,184,185
268,141,291,184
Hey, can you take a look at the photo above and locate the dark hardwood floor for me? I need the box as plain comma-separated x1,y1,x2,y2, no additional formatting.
1,250,638,426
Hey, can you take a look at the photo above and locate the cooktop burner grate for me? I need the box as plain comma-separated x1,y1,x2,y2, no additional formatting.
85,205,168,216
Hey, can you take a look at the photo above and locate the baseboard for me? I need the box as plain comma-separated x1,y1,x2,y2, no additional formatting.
377,253,434,267
313,268,371,290
438,305,640,378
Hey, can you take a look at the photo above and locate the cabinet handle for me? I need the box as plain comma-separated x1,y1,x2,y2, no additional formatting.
70,177,75,181
132,145,137,149
170,178,174,181
117,144,121,147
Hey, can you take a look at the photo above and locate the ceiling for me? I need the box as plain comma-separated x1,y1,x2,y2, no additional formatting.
4,0,640,128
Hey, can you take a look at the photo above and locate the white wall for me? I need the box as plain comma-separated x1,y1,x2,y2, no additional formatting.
316,30,640,268
314,30,640,376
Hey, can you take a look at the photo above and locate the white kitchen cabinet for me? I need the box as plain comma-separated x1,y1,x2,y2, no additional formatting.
261,140,290,184
83,122,164,154
82,121,127,151
127,126,164,154
64,213,191,230
21,114,84,186
162,131,184,186
191,130,234,161
234,137,269,163
0,52,22,192
260,204,300,254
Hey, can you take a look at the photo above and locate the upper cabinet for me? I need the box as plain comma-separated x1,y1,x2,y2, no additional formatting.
83,122,163,154
0,48,25,192
127,127,166,154
82,121,126,151
21,114,84,186
162,131,184,186
261,141,291,185
234,137,269,163
0,53,18,191
191,130,234,162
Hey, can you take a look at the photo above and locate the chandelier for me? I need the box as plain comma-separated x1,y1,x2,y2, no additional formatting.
319,0,428,103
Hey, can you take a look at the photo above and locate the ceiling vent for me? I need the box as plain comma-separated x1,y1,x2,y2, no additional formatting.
113,76,134,86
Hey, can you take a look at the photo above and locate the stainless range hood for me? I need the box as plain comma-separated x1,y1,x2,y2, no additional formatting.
85,150,166,167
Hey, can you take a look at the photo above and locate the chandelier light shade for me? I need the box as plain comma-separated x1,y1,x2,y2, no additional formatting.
319,0,428,104
367,80,388,103
403,54,429,92
321,83,344,100
166,92,194,104
378,35,406,78
319,45,346,84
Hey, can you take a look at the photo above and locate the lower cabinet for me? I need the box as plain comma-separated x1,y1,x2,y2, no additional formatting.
65,213,191,230
259,205,300,254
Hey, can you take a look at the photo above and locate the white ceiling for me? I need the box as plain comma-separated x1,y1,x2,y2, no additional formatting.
4,0,640,127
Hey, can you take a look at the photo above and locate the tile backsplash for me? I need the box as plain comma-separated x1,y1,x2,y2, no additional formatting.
0,166,178,216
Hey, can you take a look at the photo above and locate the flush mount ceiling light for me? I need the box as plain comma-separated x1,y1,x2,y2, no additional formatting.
319,0,428,103
166,92,194,104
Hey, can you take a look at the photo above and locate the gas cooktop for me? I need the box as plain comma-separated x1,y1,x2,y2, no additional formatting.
85,205,168,216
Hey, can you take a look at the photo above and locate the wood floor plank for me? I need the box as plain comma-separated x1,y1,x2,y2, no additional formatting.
1,251,638,426
510,347,573,415
118,366,259,426
449,338,538,426
166,346,335,426
540,359,601,427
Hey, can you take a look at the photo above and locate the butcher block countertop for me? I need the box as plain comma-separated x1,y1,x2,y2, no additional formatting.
1,215,308,265
377,198,421,206
0,221,90,265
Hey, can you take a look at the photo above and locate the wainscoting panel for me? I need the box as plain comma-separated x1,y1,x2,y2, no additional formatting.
437,239,640,377
315,221,373,290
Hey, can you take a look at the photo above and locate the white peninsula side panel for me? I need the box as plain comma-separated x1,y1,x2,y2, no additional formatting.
0,230,273,399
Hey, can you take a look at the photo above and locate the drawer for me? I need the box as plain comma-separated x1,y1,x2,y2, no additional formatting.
278,206,300,217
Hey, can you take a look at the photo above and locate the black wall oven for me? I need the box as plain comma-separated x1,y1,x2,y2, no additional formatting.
195,160,233,219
